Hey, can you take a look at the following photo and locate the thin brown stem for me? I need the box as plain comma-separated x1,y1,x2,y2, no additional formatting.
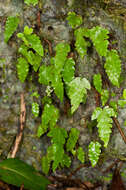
9,93,26,158
112,117,126,144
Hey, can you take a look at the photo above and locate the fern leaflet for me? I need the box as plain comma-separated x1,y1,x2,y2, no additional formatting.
67,12,82,29
68,77,91,113
4,16,19,43
92,106,116,147
104,50,121,87
89,26,109,57
88,141,101,167
16,57,29,83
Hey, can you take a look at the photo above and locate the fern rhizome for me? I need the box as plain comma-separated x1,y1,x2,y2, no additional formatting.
4,11,124,172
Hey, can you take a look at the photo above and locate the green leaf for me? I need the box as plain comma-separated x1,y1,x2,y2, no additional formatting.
109,101,117,112
118,100,126,108
32,102,39,117
51,144,64,171
88,141,101,167
31,91,40,98
91,107,102,120
66,128,80,152
68,77,91,113
38,65,52,85
51,72,64,102
67,12,82,29
77,147,85,163
24,25,33,35
17,57,29,82
37,103,59,137
18,26,44,56
104,50,121,87
89,26,109,57
48,126,68,145
26,34,43,56
42,96,52,105
92,106,115,147
41,156,51,175
123,89,126,99
4,16,19,43
0,158,50,190
63,58,75,84
74,28,90,58
60,154,71,168
93,74,102,93
24,0,38,6
54,43,70,72
101,89,109,106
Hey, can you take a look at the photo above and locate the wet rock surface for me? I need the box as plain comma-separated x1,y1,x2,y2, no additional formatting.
0,0,126,187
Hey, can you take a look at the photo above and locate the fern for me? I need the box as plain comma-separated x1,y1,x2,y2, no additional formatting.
4,16,19,43
32,102,39,117
77,147,85,163
19,44,41,72
74,28,90,58
39,42,70,102
89,26,109,57
123,89,126,99
17,26,44,56
93,73,102,93
24,0,38,6
17,26,43,82
101,89,109,106
63,58,75,84
68,77,91,113
66,128,80,152
88,141,101,167
16,57,29,83
37,102,59,137
46,126,68,171
104,50,121,87
92,106,116,147
67,12,82,29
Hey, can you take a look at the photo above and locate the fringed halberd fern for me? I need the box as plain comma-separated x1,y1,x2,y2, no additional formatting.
4,11,123,172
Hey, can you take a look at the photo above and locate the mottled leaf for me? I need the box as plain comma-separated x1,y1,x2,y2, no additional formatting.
89,26,109,56
104,50,121,87
68,77,91,113
92,106,115,147
32,102,39,117
88,141,101,167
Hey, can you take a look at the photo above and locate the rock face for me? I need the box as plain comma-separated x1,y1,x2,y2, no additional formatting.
0,0,126,186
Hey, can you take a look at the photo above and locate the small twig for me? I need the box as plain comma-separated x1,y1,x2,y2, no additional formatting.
9,93,26,158
44,39,53,55
37,11,41,29
20,184,24,190
112,117,126,144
